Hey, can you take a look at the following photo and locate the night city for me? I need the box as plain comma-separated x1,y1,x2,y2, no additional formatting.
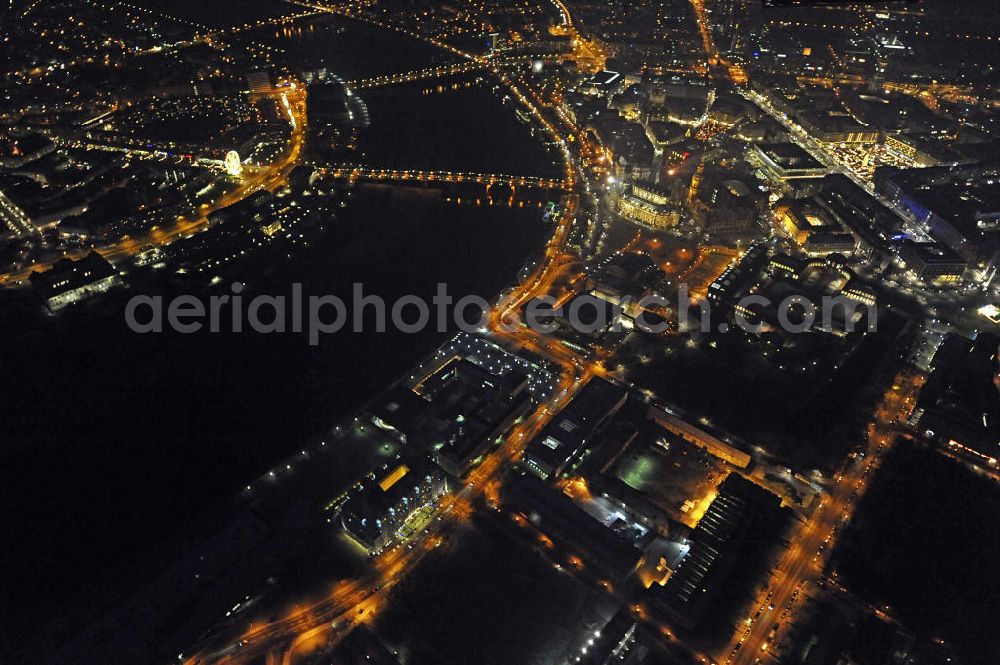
1,0,999,664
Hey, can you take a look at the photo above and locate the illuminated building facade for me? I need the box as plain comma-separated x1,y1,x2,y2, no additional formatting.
775,200,842,246
650,474,786,630
617,182,680,229
753,142,827,181
523,379,628,480
575,607,637,665
340,459,448,555
899,241,967,285
648,406,751,468
884,133,965,168
577,70,624,97
842,283,877,308
0,186,35,237
29,252,123,312
796,111,879,145
245,71,274,95
802,232,857,257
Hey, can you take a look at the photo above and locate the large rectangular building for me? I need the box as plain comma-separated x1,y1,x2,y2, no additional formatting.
648,406,751,468
650,474,786,630
522,379,628,480
753,142,827,181
29,252,123,312
369,349,539,478
813,174,901,262
504,472,643,583
574,607,637,665
875,167,1000,276
899,241,967,285
428,359,532,477
775,200,841,243
917,333,1000,467
340,458,448,555
884,132,967,167
577,70,624,97
796,111,879,145
803,232,857,257
616,192,680,229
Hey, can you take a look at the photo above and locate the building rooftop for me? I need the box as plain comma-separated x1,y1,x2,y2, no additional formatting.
918,333,1000,461
816,174,902,248
523,379,628,479
29,251,117,300
755,143,825,172
652,474,786,629
504,472,642,577
369,385,432,443
340,457,443,547
901,240,967,265
778,199,842,234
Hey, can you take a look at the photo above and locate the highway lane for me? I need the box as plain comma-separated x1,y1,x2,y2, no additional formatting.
725,371,923,665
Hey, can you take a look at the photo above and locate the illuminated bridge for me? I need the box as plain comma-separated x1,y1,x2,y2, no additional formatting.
347,55,546,90
318,166,571,190
348,61,488,89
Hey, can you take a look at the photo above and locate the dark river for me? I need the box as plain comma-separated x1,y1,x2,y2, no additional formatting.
0,12,555,657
